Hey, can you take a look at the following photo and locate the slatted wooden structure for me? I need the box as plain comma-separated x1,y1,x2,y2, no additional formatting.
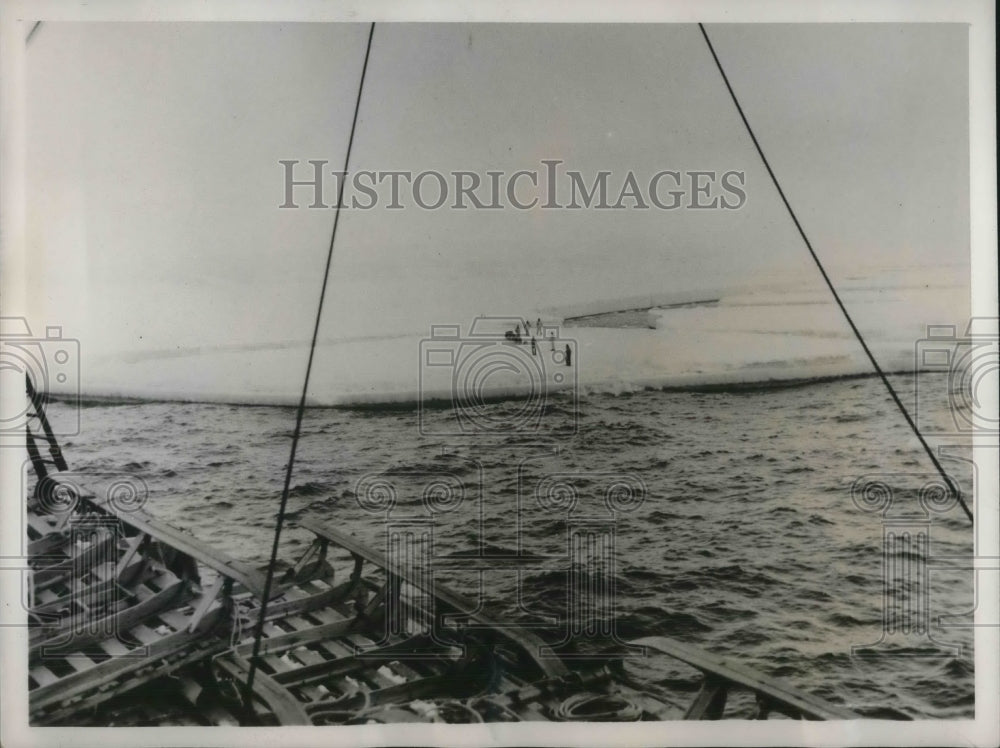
24,385,863,725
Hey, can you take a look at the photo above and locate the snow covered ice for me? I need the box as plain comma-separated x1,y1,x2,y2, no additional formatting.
65,263,967,407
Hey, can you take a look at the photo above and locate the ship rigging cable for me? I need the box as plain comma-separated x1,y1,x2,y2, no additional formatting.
242,22,378,716
243,28,973,713
697,23,972,524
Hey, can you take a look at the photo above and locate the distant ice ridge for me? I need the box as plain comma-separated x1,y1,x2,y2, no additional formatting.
64,264,967,406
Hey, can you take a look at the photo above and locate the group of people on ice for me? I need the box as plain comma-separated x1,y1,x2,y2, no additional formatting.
504,318,543,340
503,318,572,366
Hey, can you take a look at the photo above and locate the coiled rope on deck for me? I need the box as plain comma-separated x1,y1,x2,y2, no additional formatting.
697,23,972,524
553,692,643,721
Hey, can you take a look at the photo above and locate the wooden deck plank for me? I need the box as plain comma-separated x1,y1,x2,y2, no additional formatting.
293,621,393,691
29,666,59,688
262,652,295,674
318,634,398,691
235,618,356,659
297,517,566,679
90,560,115,582
26,512,60,539
128,624,161,645
30,608,227,715
31,578,189,658
366,672,456,708
684,675,728,720
299,606,379,666
34,588,59,605
303,605,353,632
35,628,228,726
114,534,147,578
279,647,328,703
98,637,130,657
156,604,207,633
185,576,226,633
30,568,146,616
146,571,182,595
249,622,297,673
33,533,117,588
632,636,858,720
64,654,98,674
28,532,69,558
262,621,284,639
263,584,350,621
287,646,325,668
214,655,310,726
368,645,426,682
344,631,431,683
272,634,456,689
77,491,269,598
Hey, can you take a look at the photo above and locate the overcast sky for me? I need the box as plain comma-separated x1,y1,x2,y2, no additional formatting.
25,22,969,356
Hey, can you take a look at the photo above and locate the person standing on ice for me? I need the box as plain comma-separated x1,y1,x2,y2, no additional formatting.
531,336,537,355
565,344,572,366
550,333,555,351
536,318,542,334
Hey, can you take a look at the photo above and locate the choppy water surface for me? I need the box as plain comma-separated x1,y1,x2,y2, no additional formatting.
52,373,974,719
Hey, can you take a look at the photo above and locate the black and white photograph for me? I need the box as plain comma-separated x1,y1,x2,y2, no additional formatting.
0,1,996,746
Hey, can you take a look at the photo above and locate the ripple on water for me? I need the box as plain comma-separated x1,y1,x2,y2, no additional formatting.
42,374,974,719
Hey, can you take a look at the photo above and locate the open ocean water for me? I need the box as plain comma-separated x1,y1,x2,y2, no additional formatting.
40,372,975,720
